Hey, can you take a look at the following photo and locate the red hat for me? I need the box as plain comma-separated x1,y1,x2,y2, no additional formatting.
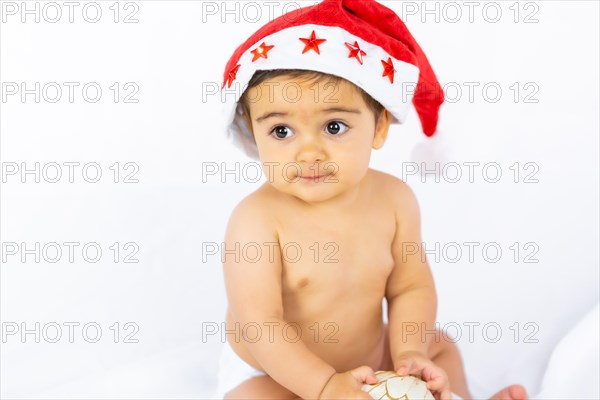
220,0,444,159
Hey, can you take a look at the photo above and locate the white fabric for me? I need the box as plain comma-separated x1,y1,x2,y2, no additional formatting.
534,303,600,399
215,340,267,398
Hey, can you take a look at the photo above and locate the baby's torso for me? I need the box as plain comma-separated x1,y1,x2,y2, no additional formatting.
278,198,395,324
227,169,399,371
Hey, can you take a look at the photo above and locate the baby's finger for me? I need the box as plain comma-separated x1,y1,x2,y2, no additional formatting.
395,359,415,376
440,389,453,400
421,364,444,381
423,373,448,384
431,388,451,400
351,365,378,384
426,375,444,391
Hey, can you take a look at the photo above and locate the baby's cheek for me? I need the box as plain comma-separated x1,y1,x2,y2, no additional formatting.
261,167,275,185
262,165,289,187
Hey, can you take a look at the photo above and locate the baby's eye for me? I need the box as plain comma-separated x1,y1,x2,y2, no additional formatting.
271,125,294,139
325,121,349,135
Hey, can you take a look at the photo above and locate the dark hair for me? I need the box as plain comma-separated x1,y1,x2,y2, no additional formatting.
238,69,385,126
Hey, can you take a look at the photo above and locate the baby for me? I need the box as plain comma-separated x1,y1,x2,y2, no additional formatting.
216,1,529,399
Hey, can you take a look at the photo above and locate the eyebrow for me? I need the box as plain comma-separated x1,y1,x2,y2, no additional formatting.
255,107,361,123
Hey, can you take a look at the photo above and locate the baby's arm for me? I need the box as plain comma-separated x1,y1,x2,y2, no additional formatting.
385,181,451,399
386,181,437,356
222,197,336,399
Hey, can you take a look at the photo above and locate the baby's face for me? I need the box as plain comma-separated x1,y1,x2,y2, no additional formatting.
243,75,389,204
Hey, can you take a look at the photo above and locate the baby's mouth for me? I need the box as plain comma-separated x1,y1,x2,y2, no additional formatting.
298,173,332,182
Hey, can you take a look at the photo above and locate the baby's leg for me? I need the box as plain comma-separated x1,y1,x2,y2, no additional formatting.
427,331,471,399
223,375,300,400
429,337,529,400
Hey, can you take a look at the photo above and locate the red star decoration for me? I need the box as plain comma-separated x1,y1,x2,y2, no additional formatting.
222,64,241,89
345,41,366,65
250,42,274,62
381,57,396,84
299,30,327,54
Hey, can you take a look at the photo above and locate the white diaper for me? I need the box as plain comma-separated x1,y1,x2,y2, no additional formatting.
214,340,463,400
215,340,267,398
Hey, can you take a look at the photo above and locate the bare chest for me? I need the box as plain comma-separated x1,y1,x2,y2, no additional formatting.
277,211,396,297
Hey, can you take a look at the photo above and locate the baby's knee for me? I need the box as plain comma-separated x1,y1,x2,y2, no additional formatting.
223,375,298,400
427,328,459,358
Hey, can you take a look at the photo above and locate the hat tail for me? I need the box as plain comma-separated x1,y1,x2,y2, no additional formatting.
341,0,444,136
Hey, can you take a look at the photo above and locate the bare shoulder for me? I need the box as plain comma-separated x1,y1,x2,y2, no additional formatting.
225,183,279,240
366,168,419,211
367,170,423,249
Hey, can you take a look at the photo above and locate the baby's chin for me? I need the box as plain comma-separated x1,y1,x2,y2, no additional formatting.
291,191,340,205
271,180,358,206
272,184,335,204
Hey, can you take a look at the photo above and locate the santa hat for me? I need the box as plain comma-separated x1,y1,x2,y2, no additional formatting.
220,0,444,160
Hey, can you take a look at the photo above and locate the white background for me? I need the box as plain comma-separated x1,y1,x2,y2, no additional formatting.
1,1,599,399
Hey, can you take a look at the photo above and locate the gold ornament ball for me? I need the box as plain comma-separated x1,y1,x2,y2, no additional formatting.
361,370,435,400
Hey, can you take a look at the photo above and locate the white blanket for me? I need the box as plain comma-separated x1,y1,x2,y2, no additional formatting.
534,303,600,399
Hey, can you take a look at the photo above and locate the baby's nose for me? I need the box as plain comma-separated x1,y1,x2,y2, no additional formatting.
296,133,326,163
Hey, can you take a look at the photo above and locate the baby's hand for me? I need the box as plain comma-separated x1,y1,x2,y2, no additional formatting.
395,351,451,400
318,366,378,400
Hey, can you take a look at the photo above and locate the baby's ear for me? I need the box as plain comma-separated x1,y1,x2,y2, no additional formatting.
372,109,390,149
